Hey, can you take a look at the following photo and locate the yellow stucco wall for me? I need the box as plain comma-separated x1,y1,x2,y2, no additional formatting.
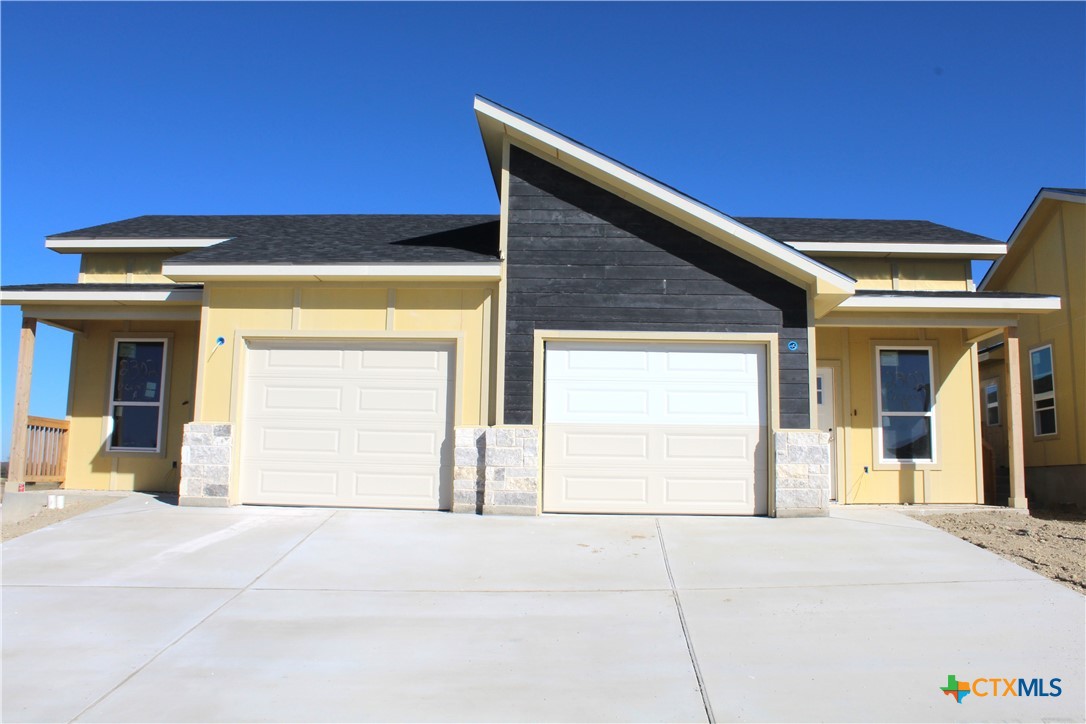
64,319,199,491
197,283,494,427
816,326,981,504
812,258,972,291
994,201,1085,467
79,253,174,283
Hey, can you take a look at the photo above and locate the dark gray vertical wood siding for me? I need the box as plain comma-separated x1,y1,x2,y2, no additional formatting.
504,145,811,428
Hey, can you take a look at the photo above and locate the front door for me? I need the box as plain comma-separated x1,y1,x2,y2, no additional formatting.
816,367,837,501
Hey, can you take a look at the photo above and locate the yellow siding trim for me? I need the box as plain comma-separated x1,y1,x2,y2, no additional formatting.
969,337,985,502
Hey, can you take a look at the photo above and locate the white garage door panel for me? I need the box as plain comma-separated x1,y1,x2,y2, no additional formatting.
258,470,338,496
354,429,440,458
563,475,649,503
361,347,444,371
357,387,441,416
263,386,344,412
264,347,345,369
241,341,452,509
544,343,768,515
663,430,757,462
260,427,341,455
564,432,650,460
354,469,438,499
665,476,751,504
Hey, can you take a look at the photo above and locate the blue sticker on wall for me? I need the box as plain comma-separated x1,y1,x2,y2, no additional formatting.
787,340,799,351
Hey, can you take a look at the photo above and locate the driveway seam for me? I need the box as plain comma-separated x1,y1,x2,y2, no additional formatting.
656,518,714,724
67,509,339,723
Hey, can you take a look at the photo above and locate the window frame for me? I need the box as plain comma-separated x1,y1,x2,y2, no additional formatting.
875,344,937,465
1028,344,1058,438
106,337,170,454
982,378,1000,427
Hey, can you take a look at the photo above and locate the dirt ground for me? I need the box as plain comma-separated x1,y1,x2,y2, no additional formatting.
913,509,1086,595
1,496,120,542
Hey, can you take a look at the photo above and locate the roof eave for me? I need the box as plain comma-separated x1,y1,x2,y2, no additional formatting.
790,241,1006,259
0,289,204,305
980,188,1086,290
44,237,233,253
835,294,1061,314
162,262,503,282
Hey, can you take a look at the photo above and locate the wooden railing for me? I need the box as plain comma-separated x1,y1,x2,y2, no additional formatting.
24,416,69,484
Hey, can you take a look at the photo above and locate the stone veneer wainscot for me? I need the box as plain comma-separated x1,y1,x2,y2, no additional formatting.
178,422,233,507
774,430,832,517
453,426,540,515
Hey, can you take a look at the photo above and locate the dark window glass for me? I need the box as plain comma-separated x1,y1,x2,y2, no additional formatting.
880,350,932,412
985,384,999,426
113,342,164,402
110,405,160,449
881,415,932,461
1036,408,1057,436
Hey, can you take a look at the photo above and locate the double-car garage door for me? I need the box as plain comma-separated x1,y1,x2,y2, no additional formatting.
238,339,766,516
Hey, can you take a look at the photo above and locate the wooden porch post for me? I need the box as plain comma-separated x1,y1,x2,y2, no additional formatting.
1004,326,1029,509
8,316,37,491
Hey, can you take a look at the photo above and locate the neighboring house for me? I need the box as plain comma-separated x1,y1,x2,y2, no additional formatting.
1,98,1061,517
979,188,1085,511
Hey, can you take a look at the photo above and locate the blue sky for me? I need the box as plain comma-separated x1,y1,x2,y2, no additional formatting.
2,1,1084,455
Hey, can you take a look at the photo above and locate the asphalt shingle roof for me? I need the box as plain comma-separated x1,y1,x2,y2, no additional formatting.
734,218,999,244
50,215,502,265
46,213,999,266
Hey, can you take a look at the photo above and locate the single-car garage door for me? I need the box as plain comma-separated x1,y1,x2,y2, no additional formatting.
240,340,453,509
543,342,768,515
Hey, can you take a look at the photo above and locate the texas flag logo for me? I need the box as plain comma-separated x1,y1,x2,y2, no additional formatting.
941,675,971,703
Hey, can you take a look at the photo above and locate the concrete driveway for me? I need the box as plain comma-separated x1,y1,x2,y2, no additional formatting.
3,496,1083,723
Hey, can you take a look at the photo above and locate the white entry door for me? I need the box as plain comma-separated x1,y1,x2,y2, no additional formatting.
816,366,837,501
240,340,453,509
543,342,768,515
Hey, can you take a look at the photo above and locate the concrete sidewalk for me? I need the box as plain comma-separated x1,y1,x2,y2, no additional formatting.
2,495,1083,723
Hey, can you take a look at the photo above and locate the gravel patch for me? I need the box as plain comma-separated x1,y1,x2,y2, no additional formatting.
2,496,121,542
912,509,1086,594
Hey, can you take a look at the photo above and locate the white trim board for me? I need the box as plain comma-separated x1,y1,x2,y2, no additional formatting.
473,96,856,303
46,238,232,253
162,262,503,281
0,289,204,305
786,241,1006,259
836,295,1060,313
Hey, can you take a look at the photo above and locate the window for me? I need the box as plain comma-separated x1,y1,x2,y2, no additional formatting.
983,380,1000,426
108,339,168,452
876,347,935,463
1029,345,1057,437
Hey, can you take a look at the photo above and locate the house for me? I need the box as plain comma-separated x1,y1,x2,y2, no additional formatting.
1,97,1062,517
978,188,1085,511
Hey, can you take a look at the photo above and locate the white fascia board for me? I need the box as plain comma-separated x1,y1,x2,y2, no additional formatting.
473,97,854,294
980,189,1086,290
787,241,1006,259
161,262,503,281
45,238,232,253
0,289,204,305
837,295,1061,313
